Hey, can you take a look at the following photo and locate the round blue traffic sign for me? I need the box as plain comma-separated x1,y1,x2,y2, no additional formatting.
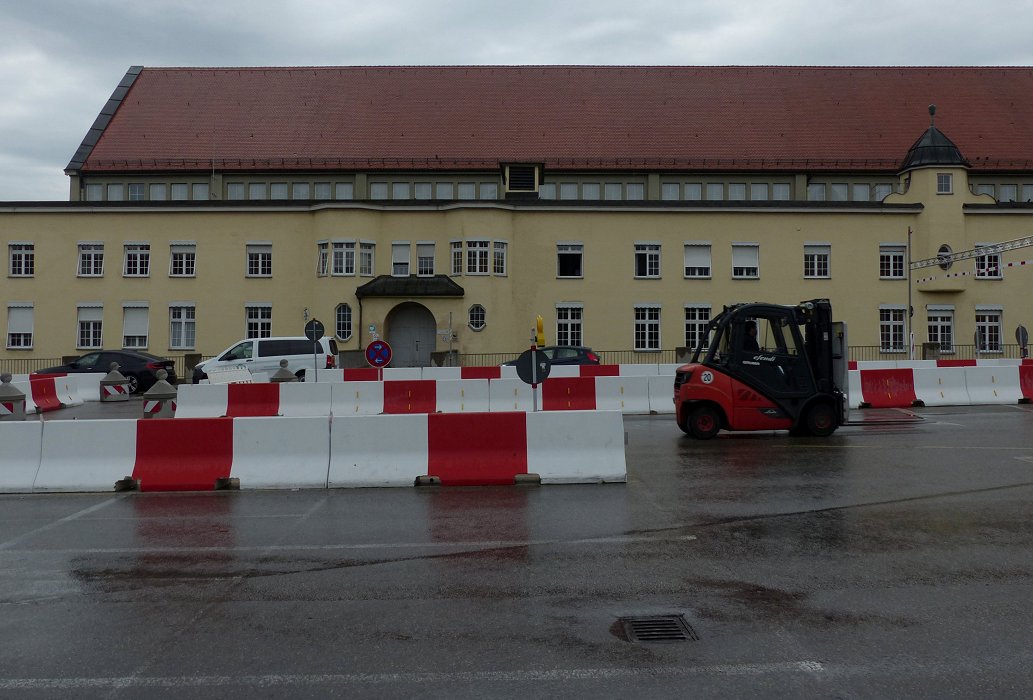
365,340,393,367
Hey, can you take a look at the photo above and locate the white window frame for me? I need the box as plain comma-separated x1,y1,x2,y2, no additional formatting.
335,303,353,341
493,241,507,276
465,240,489,275
122,304,149,349
77,242,105,277
416,242,435,277
6,303,33,349
683,242,712,279
359,242,375,277
169,242,196,277
927,305,954,355
450,241,463,276
332,241,356,276
77,304,104,350
634,242,661,279
246,243,272,277
732,243,760,279
8,243,34,277
684,304,711,350
557,242,584,279
245,303,272,339
123,242,150,277
556,304,584,347
803,243,831,279
169,304,196,350
634,305,661,351
879,244,906,279
937,173,954,194
316,241,330,277
879,305,906,353
975,307,1003,354
468,304,487,331
975,243,1002,280
391,242,411,277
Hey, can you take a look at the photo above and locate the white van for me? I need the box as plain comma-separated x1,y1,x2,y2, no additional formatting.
192,336,338,383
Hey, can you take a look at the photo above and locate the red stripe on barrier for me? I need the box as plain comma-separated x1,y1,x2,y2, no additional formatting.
859,369,919,408
27,377,63,412
133,418,234,491
461,366,501,380
541,377,597,411
1019,365,1033,400
580,364,619,377
343,367,381,381
937,359,976,367
226,383,281,416
383,380,437,414
848,361,858,370
428,412,528,485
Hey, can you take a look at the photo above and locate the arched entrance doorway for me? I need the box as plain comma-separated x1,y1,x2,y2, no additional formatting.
386,302,436,367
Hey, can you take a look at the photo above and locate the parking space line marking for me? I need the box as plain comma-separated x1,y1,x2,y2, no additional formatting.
0,497,122,551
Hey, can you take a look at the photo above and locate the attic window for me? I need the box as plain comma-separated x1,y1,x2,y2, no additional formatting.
937,173,953,194
505,165,539,193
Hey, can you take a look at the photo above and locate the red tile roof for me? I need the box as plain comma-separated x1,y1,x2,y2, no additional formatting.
74,66,1033,174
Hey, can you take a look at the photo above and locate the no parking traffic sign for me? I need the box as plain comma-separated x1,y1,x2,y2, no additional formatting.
365,340,393,368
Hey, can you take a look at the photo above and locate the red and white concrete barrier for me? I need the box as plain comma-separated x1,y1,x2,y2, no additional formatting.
647,376,676,414
176,382,333,417
328,410,626,487
434,379,491,413
964,366,1024,405
595,376,651,413
330,381,385,414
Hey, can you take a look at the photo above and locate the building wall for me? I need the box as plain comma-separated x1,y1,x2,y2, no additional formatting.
4,168,1033,363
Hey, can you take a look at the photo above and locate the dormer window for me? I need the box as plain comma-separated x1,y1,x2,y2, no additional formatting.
502,164,541,197
937,173,953,194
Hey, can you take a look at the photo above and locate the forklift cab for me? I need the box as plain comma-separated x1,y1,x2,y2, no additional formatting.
699,305,817,400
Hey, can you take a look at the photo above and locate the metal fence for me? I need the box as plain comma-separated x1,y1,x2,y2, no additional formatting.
849,344,1028,362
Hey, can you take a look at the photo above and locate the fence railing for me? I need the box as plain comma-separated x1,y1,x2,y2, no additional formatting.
849,344,1028,362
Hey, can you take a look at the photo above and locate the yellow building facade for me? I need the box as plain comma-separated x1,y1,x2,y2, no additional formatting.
2,67,1033,368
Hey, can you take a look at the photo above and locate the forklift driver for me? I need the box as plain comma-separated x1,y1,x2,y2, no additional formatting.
743,320,760,351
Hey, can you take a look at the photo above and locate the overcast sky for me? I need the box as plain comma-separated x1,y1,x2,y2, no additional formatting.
2,0,1032,201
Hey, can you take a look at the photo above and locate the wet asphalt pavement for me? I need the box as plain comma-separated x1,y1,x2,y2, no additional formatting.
2,403,1033,698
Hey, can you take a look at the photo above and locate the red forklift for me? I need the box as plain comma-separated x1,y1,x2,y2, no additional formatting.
674,299,848,438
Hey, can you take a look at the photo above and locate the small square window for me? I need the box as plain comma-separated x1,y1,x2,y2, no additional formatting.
937,173,954,194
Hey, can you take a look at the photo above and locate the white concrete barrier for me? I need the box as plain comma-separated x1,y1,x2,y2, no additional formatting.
421,367,462,381
647,375,676,414
545,365,580,378
896,360,937,369
617,364,661,376
527,410,627,484
856,361,901,370
383,367,422,381
657,363,681,375
595,376,651,414
0,422,43,492
434,379,490,413
488,378,541,412
278,383,333,417
964,366,1024,405
53,376,84,407
975,359,1021,367
913,367,970,407
175,384,229,417
499,365,519,380
73,373,106,402
848,369,864,408
330,381,385,415
329,414,428,487
35,419,137,492
232,416,330,489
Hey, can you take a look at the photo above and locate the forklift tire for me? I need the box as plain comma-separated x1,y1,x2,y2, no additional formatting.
687,405,722,439
803,402,837,437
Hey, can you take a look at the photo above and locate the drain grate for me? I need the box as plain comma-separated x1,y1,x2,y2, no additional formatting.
619,615,699,643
